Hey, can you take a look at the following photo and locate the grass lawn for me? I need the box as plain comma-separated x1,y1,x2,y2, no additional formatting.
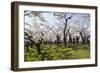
24,44,90,61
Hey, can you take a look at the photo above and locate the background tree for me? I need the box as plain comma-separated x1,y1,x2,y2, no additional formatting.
53,13,73,46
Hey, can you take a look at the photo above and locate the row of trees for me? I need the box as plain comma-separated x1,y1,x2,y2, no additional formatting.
24,11,90,54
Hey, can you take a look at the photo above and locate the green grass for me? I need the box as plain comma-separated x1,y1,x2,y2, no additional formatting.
24,44,90,61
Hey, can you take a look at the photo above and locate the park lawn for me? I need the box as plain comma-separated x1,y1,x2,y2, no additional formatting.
69,49,90,59
24,44,90,61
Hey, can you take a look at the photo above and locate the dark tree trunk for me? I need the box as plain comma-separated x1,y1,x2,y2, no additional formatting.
63,30,67,46
76,35,79,44
73,37,75,44
35,41,41,55
56,34,60,45
63,15,72,46
80,32,86,44
80,32,84,44
63,16,68,46
87,35,90,45
68,33,72,43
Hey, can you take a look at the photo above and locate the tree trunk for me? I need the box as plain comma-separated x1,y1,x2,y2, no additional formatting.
63,27,67,46
69,33,72,43
56,34,60,45
63,15,72,46
80,31,85,44
35,41,41,55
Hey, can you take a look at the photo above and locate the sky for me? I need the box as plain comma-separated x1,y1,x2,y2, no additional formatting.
24,11,90,29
